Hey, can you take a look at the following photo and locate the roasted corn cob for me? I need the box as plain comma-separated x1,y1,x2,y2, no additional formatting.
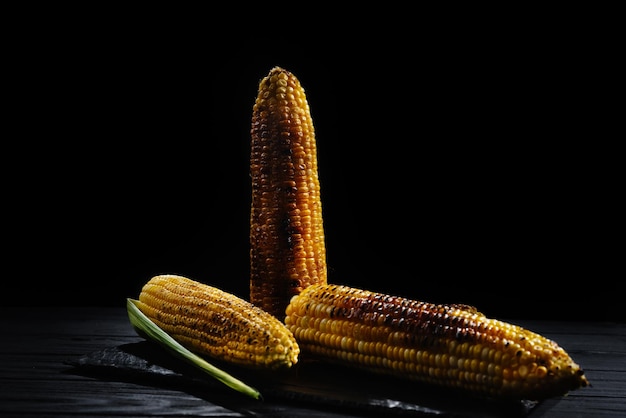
136,274,299,370
285,283,589,401
249,67,327,319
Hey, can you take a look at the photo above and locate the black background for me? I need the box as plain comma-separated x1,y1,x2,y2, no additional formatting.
5,21,621,321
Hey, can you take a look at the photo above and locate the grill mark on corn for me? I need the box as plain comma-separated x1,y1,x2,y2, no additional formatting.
285,283,589,401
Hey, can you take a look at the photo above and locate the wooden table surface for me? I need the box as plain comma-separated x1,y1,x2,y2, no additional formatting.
1,306,624,418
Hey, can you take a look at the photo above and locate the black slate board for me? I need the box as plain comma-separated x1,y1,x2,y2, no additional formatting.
66,341,539,417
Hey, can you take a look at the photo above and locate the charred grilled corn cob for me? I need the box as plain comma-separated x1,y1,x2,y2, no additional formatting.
285,283,589,401
249,67,327,319
136,274,299,369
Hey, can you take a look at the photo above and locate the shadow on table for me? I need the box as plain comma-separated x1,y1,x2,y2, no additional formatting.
64,341,539,418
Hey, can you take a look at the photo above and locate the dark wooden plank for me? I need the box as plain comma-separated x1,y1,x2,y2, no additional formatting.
1,369,399,418
1,307,625,417
530,394,626,418
1,379,237,417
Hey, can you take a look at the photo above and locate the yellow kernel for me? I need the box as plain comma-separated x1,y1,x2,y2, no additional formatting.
435,354,442,367
472,344,483,357
340,336,351,350
408,348,417,363
479,360,487,374
518,364,529,379
318,318,328,333
536,366,548,378
501,353,510,365
449,355,458,367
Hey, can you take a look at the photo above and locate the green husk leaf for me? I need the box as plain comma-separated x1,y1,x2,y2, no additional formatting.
126,298,262,400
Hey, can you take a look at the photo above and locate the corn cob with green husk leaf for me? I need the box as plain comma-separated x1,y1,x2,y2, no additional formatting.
133,274,299,370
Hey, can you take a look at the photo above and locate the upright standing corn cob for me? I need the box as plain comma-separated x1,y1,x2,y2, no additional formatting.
135,274,299,370
249,67,327,319
285,283,589,401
